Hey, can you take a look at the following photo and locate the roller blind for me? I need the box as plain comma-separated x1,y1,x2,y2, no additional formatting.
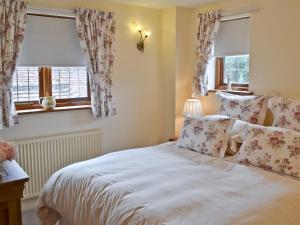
214,17,250,57
18,15,86,66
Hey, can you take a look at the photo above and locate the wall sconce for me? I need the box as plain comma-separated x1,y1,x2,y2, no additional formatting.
137,28,151,54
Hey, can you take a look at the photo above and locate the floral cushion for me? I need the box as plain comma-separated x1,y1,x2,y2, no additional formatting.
268,96,300,132
216,92,268,125
236,124,300,179
178,115,235,157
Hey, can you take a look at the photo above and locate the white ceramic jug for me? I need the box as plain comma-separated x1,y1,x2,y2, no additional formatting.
39,96,56,110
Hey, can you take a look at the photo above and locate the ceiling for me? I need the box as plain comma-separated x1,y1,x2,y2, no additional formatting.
104,0,220,9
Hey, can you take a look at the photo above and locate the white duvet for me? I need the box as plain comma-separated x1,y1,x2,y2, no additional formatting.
37,142,300,225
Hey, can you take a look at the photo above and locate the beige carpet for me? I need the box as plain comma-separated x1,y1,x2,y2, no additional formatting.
22,209,41,225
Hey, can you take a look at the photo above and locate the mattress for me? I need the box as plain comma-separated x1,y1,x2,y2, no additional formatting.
37,142,300,225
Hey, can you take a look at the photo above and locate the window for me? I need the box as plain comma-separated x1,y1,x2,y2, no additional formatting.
52,67,89,99
14,14,89,111
13,67,90,111
215,55,249,90
213,17,250,90
12,67,39,103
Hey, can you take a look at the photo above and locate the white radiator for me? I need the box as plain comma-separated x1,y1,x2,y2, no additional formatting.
14,130,101,200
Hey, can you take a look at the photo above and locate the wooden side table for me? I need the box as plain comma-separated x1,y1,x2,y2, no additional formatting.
169,137,178,142
0,160,29,225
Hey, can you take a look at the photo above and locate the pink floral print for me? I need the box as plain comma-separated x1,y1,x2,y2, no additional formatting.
269,97,300,132
229,101,239,109
293,105,300,123
192,10,221,97
178,116,234,157
274,158,293,175
287,137,300,158
267,131,286,149
217,92,268,125
245,140,262,156
251,127,265,138
75,8,116,118
0,0,28,129
257,153,272,170
237,124,300,179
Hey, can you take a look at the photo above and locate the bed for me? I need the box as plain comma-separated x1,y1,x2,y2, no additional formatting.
37,142,300,225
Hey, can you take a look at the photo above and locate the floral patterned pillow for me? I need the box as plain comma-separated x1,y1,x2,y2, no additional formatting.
268,96,300,132
237,124,300,179
178,115,235,157
216,92,268,125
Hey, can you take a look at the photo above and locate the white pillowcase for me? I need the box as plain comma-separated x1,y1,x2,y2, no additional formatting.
227,120,250,155
178,115,235,157
217,92,268,125
236,124,300,179
268,96,300,132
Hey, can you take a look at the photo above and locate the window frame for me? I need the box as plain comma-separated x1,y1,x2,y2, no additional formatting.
215,57,249,91
14,66,91,111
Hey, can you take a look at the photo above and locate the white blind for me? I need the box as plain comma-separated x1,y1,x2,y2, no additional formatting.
18,15,86,66
214,18,250,57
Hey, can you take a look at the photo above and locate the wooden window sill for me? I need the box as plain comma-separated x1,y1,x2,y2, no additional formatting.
17,105,91,115
209,89,253,95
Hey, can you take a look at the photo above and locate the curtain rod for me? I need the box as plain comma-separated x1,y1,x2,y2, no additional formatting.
221,6,259,21
28,6,76,18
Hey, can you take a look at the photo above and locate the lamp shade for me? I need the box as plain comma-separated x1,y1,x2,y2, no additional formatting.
183,99,203,118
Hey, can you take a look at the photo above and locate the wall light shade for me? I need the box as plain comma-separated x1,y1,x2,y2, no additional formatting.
183,99,203,118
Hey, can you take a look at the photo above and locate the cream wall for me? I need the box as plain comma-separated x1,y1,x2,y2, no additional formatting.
161,7,176,140
161,7,194,137
0,0,167,154
175,8,194,136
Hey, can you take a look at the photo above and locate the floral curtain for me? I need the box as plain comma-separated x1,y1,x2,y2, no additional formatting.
75,8,117,118
0,0,28,129
192,10,221,97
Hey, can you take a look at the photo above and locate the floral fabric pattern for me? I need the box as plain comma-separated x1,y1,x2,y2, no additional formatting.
192,10,221,97
178,115,234,157
0,0,28,129
75,8,116,118
269,96,300,132
237,124,300,179
217,92,268,125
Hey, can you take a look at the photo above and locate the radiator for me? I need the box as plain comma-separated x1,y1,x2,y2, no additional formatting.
14,130,101,200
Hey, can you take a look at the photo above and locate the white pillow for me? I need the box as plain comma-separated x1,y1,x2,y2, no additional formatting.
178,115,235,157
236,124,300,179
226,120,249,155
217,92,268,125
268,96,300,132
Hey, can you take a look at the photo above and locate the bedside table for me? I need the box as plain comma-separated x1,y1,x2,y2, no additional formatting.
0,160,29,225
169,137,178,142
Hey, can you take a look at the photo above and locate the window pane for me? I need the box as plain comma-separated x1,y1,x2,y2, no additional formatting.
52,67,88,99
12,67,39,102
224,55,249,84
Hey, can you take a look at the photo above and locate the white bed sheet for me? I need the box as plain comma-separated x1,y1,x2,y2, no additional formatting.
37,142,300,225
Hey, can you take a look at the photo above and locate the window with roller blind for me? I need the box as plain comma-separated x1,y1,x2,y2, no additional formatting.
214,17,250,91
13,14,90,111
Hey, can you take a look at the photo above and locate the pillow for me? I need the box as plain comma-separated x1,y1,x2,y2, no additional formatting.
226,120,250,155
236,124,300,179
216,92,268,125
178,115,235,157
268,96,300,132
